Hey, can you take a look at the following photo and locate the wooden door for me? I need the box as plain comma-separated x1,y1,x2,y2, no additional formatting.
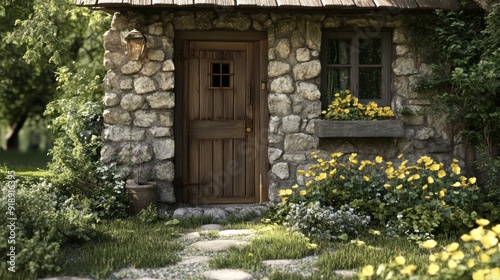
177,40,261,204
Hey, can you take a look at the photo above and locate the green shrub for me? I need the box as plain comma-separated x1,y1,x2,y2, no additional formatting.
0,180,96,279
273,152,480,241
283,202,370,241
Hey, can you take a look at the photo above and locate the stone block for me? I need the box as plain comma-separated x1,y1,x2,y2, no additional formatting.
121,61,143,75
140,61,162,76
134,110,158,127
268,94,292,116
134,76,157,94
296,48,311,62
121,93,145,111
272,162,289,179
275,39,290,59
282,115,301,133
268,61,291,77
147,49,165,61
156,72,175,91
103,126,145,142
103,108,131,125
104,92,120,107
155,161,175,181
296,82,321,101
270,75,294,94
268,147,283,164
293,60,321,80
158,111,174,127
284,133,318,151
153,138,175,160
147,92,175,109
162,60,175,72
149,126,172,137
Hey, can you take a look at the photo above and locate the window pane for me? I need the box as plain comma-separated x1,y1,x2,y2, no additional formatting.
359,39,382,65
221,63,230,74
221,75,230,87
212,75,221,87
359,68,382,99
326,39,351,65
326,68,350,100
212,63,221,74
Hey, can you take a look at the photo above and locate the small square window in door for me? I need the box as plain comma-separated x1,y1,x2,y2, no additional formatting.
210,62,232,88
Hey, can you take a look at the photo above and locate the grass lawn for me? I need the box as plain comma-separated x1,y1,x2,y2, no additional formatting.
44,217,455,280
0,150,51,179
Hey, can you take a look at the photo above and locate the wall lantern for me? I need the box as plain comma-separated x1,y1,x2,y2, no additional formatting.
125,29,146,61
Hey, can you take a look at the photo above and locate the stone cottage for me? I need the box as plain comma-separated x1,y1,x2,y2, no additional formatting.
76,0,479,205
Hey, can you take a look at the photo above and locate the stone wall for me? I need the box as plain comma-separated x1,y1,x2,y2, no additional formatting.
101,9,459,204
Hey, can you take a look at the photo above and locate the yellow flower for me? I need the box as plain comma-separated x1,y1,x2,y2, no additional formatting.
446,242,459,252
422,184,428,190
492,224,500,234
461,234,473,242
425,196,432,200
292,184,299,189
361,265,374,277
248,252,254,257
439,251,450,261
314,172,327,181
297,169,305,175
398,173,406,179
469,177,477,184
480,230,498,249
429,163,441,171
363,175,370,182
451,163,461,174
300,190,307,196
285,189,292,195
476,219,490,227
438,170,446,178
422,239,438,249
306,181,313,187
395,256,406,265
480,253,490,263
427,176,435,184
375,156,383,163
279,189,286,196
400,264,417,276
331,152,343,158
427,263,440,275
448,260,458,269
384,183,391,190
451,182,461,187
439,189,446,198
491,268,500,280
451,250,465,261
472,269,486,280
398,154,404,159
467,259,475,268
471,227,484,241
396,184,403,190
429,254,437,262
340,175,345,180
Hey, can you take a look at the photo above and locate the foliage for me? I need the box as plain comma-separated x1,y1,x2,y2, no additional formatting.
322,90,395,121
0,0,109,149
274,152,482,241
473,148,500,224
137,204,159,223
0,179,96,279
360,220,500,279
408,6,500,156
282,201,370,241
45,92,128,219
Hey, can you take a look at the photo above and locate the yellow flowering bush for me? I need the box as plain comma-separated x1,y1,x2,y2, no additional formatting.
278,152,481,241
360,220,500,279
322,90,395,120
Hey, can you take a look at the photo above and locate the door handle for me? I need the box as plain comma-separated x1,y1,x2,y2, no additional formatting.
246,127,252,133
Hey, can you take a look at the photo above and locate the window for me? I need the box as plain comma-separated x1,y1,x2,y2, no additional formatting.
321,30,391,108
210,62,232,88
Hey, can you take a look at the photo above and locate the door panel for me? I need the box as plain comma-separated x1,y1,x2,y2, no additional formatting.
183,41,256,204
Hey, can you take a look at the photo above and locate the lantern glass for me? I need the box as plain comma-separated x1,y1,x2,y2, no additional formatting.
125,30,146,61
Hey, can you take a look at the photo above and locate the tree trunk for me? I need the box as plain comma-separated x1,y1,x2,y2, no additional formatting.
5,114,28,150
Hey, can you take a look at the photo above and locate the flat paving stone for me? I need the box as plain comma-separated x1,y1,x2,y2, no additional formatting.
179,231,201,240
176,256,210,265
203,269,253,280
200,224,224,231
190,239,251,252
218,229,253,237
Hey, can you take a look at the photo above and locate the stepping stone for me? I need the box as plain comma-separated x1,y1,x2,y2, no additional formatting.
203,269,252,280
190,240,251,252
179,231,201,240
176,256,210,265
218,229,253,237
334,270,358,278
201,224,224,231
261,259,296,266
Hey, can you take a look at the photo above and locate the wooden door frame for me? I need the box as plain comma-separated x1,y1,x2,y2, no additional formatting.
174,31,268,204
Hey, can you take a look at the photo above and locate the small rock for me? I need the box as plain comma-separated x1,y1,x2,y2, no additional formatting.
334,270,358,278
190,240,250,252
203,269,253,280
262,259,296,266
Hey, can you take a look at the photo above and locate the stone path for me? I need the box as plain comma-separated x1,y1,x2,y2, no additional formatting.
106,224,357,280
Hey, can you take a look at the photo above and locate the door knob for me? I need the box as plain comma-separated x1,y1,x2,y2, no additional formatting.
246,127,252,133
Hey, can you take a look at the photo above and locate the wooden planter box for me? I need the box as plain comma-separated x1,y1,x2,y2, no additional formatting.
313,120,404,138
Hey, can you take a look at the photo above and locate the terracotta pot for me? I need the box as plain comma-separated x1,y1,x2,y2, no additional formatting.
126,182,158,215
